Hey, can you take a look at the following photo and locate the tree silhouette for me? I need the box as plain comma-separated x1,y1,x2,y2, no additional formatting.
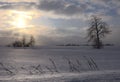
11,35,35,47
22,36,26,47
12,40,22,47
87,16,111,49
29,35,35,47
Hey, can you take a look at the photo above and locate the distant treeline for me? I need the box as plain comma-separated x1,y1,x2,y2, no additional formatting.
57,43,114,46
7,36,35,47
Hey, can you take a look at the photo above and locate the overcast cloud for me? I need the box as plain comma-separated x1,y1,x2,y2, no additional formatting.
0,0,119,45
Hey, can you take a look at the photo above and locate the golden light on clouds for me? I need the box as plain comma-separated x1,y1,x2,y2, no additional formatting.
6,10,43,36
12,16,27,28
0,8,44,40
10,10,33,28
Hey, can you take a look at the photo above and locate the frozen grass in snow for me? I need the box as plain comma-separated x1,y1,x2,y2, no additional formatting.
0,46,120,82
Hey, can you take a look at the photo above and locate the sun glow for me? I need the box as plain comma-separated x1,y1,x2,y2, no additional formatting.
13,16,27,28
18,19,26,27
10,10,33,28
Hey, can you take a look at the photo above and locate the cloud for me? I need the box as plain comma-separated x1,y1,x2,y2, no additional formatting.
117,9,120,15
0,1,36,10
37,0,88,16
0,0,37,2
0,0,119,17
0,0,119,45
0,30,13,37
104,26,120,45
37,26,87,45
36,0,120,16
34,0,120,23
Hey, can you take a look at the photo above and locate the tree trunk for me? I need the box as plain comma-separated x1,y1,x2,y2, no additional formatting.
95,20,101,49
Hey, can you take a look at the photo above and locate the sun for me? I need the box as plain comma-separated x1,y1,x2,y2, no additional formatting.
13,16,27,28
10,10,32,28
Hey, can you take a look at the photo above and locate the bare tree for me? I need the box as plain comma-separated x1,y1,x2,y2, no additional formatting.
22,36,26,47
29,36,35,47
87,16,111,49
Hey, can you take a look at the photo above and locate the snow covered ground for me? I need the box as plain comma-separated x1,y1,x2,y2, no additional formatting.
0,46,120,82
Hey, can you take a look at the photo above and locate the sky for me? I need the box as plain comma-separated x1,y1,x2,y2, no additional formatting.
0,0,120,46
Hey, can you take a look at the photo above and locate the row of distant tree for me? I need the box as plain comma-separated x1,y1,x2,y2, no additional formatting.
57,43,114,47
7,15,111,49
58,15,111,49
7,36,35,47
